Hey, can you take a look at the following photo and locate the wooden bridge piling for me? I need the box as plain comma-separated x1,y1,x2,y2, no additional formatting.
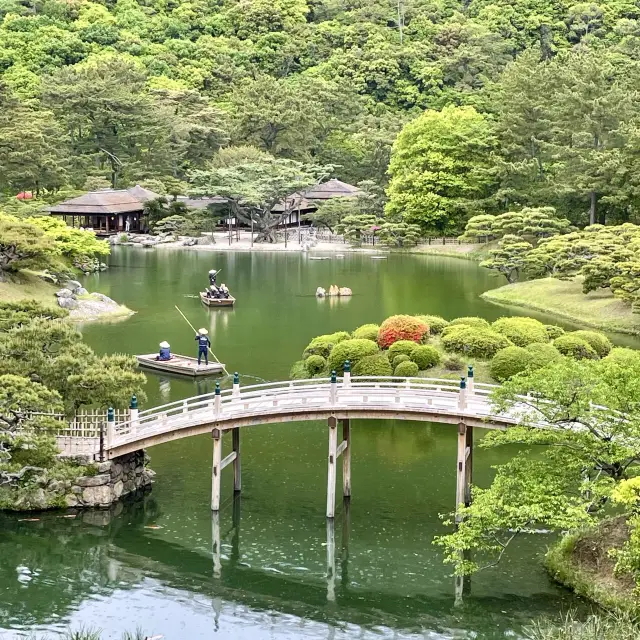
212,428,222,512
342,419,351,499
327,417,338,518
455,421,474,524
232,427,241,492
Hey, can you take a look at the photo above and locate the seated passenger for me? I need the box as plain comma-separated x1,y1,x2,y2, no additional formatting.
220,283,229,298
157,341,171,361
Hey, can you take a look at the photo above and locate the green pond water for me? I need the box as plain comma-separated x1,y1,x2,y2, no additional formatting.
0,248,604,639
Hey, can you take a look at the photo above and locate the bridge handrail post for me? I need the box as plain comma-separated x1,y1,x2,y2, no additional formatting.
458,378,467,410
214,382,222,415
232,372,240,398
330,370,337,404
129,395,139,436
106,407,114,448
343,361,351,388
467,366,474,395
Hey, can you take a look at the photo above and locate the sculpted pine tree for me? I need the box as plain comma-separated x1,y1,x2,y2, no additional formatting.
0,218,58,278
480,234,532,283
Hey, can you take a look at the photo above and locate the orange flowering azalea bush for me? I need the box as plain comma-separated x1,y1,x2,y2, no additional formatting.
377,315,429,349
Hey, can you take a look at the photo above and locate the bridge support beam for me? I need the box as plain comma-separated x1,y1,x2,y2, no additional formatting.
455,421,473,524
342,419,351,499
212,428,222,512
327,417,338,518
232,427,241,493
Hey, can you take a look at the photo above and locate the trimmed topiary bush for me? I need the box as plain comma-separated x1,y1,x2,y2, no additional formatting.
327,338,379,371
572,330,612,358
545,325,565,339
443,355,464,371
489,346,534,382
441,323,470,338
352,323,379,341
415,314,449,334
393,354,411,367
394,360,419,377
553,335,597,360
442,326,512,359
492,317,548,346
449,317,490,329
305,355,326,375
410,345,440,370
604,347,640,367
352,353,392,377
303,331,350,358
388,340,421,359
377,315,429,349
526,342,563,369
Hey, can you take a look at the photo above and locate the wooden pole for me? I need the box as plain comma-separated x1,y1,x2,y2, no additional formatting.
212,428,222,512
455,421,473,523
342,419,351,498
174,305,228,375
326,517,336,602
326,416,338,518
232,427,241,492
251,217,254,248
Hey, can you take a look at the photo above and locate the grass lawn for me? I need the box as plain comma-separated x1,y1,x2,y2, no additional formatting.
0,271,59,307
409,242,494,261
482,277,640,336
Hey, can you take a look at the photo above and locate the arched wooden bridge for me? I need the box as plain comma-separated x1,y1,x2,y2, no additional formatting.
59,373,542,519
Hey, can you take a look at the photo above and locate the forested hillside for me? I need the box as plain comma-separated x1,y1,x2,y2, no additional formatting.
2,0,640,231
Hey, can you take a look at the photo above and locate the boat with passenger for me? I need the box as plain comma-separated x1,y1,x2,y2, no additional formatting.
136,353,225,377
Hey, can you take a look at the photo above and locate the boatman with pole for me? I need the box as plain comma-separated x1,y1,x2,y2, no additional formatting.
208,269,218,286
195,328,211,365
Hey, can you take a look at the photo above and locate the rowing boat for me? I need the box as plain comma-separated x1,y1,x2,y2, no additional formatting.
200,291,235,307
136,353,225,377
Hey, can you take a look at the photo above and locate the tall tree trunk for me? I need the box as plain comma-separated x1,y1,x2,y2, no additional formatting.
589,191,597,226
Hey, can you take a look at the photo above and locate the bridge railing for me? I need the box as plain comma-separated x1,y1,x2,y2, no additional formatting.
110,377,503,448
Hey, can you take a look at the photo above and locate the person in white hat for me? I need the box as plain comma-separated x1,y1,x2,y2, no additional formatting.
195,328,211,365
157,341,171,361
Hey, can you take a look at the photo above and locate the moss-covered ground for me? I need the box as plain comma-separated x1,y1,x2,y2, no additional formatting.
0,271,60,307
482,277,640,336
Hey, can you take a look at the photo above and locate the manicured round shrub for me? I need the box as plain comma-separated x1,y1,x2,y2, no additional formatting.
328,338,379,371
489,346,534,382
393,354,411,367
604,347,640,367
442,326,512,359
388,340,420,359
441,323,470,338
443,355,464,371
553,335,597,360
449,317,490,329
377,314,429,349
415,314,449,334
394,360,419,377
352,353,392,377
491,317,548,347
545,325,565,340
303,331,350,358
352,323,379,341
572,330,612,358
526,343,563,369
410,345,441,370
305,355,326,375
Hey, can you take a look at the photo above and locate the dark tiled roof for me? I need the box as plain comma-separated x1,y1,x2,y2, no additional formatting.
48,186,160,215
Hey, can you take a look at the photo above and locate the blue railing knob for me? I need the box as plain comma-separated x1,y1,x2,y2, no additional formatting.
233,372,239,384
467,365,474,378
215,381,221,395
331,370,337,384
130,395,138,410
108,407,115,422
460,377,466,389
344,360,351,373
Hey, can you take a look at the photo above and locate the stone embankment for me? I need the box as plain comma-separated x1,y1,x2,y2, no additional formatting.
109,232,214,247
56,280,132,321
16,451,155,511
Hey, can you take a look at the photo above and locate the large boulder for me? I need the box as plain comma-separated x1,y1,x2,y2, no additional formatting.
76,473,110,487
55,288,73,298
339,287,352,297
65,280,83,292
58,297,79,310
81,484,112,506
76,287,88,296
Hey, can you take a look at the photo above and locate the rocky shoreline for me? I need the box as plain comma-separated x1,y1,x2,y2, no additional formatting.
56,279,133,322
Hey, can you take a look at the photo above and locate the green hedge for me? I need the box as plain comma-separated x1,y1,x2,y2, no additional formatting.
448,316,490,329
572,330,613,358
327,338,379,371
442,326,512,359
352,353,392,376
303,331,351,358
553,335,597,360
388,339,420,359
410,345,440,370
352,323,379,341
604,347,640,367
415,314,449,334
394,360,419,377
545,324,565,339
392,354,411,367
490,346,534,382
526,342,563,369
443,355,464,371
305,355,326,375
492,317,548,346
